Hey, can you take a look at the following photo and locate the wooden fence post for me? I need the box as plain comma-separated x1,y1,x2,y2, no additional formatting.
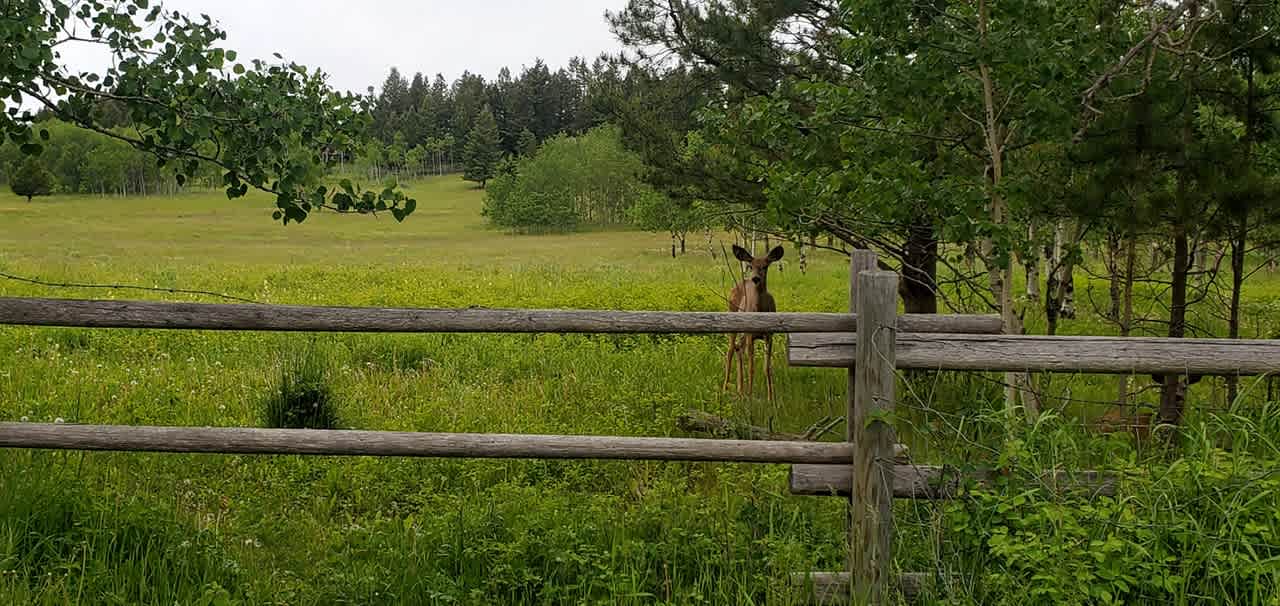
847,250,879,571
850,269,898,604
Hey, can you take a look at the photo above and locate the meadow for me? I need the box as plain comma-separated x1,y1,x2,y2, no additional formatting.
2,177,1279,605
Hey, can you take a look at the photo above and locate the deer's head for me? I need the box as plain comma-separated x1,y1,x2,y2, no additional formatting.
733,245,784,289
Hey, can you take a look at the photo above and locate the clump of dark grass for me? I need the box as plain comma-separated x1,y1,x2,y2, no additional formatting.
263,342,340,430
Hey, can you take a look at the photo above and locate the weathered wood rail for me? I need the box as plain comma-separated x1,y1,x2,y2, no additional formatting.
790,464,1117,499
0,423,856,463
788,332,1280,375
0,296,1002,334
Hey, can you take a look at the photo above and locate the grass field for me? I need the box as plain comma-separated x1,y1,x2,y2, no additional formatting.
2,177,1279,604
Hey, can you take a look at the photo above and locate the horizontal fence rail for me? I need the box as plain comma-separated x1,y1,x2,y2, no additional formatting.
789,464,1117,499
791,572,933,602
788,332,1280,375
0,297,1002,335
0,423,859,464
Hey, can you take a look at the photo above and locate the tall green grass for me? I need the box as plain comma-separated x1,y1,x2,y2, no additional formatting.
1,177,1278,603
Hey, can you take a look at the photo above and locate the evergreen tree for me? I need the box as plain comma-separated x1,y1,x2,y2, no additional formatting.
516,128,538,157
463,105,501,188
451,72,488,157
10,156,54,201
373,67,411,141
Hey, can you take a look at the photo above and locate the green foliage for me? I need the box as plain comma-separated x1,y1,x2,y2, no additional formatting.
516,127,538,157
462,105,501,188
939,416,1280,605
8,156,52,201
263,343,340,430
483,125,654,232
1,0,414,224
4,119,225,196
627,191,708,255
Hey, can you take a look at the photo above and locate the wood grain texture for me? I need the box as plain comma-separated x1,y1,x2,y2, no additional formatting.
790,571,932,604
846,251,880,446
0,297,1000,334
850,270,898,605
788,332,1280,375
789,464,1117,499
0,423,859,464
845,251,880,594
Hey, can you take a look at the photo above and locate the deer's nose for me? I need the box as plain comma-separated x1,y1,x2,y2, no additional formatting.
751,276,761,284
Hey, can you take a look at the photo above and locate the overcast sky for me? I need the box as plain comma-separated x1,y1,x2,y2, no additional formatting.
60,1,630,95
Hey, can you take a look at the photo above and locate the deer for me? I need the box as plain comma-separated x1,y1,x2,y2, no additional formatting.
722,244,784,400
1092,406,1155,443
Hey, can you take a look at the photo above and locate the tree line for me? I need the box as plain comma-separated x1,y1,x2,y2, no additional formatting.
358,58,619,181
2,118,223,198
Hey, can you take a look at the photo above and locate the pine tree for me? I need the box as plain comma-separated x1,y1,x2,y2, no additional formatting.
10,156,53,201
463,105,501,188
516,128,538,157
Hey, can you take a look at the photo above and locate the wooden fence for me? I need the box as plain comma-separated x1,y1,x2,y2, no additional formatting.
2,251,1280,604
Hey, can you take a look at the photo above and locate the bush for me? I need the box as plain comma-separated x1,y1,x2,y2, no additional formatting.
263,343,340,430
482,125,655,232
9,156,54,201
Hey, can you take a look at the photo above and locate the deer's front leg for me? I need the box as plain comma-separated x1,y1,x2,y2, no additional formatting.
746,335,756,397
722,333,738,393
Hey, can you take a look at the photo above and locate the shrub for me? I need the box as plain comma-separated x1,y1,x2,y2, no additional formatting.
482,125,654,232
10,156,54,201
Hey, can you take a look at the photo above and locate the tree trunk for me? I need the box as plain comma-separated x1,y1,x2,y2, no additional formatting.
1025,223,1040,302
900,217,938,314
1107,232,1123,322
1226,224,1245,405
1045,222,1063,335
1158,223,1190,427
1158,9,1199,431
1045,221,1078,330
1118,234,1136,409
976,0,1038,421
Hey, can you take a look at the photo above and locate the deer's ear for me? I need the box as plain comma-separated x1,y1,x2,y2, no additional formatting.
766,246,784,263
732,245,754,263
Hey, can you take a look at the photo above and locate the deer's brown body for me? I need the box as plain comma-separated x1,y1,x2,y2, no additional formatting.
723,245,783,400
1092,408,1154,443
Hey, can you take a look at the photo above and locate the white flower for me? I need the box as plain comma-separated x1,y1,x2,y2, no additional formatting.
54,417,65,424
187,357,196,363
19,416,28,423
